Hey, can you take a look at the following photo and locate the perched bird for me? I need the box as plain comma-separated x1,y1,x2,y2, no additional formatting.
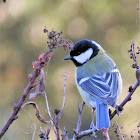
64,39,122,133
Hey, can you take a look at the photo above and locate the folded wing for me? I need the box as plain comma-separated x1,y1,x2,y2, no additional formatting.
77,66,120,107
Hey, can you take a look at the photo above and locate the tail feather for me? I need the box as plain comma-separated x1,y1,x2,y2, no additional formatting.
96,103,110,130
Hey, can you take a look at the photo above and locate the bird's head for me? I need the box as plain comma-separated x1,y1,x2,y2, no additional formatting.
64,39,104,67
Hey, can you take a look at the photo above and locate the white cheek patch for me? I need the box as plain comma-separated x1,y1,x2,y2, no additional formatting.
73,48,93,64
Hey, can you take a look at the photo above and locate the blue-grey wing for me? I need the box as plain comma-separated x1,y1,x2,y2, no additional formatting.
77,67,121,107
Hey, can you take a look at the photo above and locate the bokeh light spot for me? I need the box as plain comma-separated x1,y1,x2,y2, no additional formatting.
67,17,87,39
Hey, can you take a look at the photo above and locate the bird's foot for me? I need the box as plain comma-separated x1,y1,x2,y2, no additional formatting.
116,105,123,116
90,123,97,136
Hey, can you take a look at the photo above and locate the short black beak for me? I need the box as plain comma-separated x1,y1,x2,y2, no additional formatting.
64,55,72,60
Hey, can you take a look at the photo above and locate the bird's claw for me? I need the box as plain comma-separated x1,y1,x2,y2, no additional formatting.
116,105,123,116
90,123,97,136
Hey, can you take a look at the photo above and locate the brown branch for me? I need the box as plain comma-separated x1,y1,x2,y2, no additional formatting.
21,102,50,124
0,28,73,139
0,69,40,139
110,40,140,120
110,70,139,120
29,68,45,99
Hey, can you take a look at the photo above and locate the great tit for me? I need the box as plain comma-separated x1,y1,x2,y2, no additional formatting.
64,39,122,133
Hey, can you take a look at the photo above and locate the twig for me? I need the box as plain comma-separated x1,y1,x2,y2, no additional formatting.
128,40,140,69
115,120,124,140
61,128,69,140
76,101,85,133
0,28,72,139
73,101,85,140
58,70,67,120
55,112,60,140
74,129,93,139
55,71,68,140
29,68,46,100
44,92,57,136
0,69,40,139
110,41,140,119
39,125,50,140
128,40,139,69
128,119,139,126
54,70,67,140
130,129,138,138
23,110,36,140
32,121,36,140
110,80,139,120
22,102,50,124
138,123,140,140
129,123,140,139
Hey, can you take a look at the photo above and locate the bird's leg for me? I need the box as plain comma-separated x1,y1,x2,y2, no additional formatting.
90,108,96,136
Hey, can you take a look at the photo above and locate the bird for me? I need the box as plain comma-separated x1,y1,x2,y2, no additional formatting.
64,39,122,134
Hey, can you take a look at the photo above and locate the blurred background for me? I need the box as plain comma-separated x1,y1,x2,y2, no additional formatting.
0,0,140,139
